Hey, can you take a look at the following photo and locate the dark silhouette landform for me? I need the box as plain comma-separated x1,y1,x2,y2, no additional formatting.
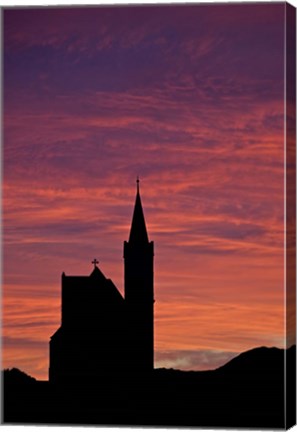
2,345,296,428
3,181,296,428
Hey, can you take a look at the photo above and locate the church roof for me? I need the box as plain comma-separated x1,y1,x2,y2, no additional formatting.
89,264,124,303
90,265,106,283
62,263,124,304
128,178,149,244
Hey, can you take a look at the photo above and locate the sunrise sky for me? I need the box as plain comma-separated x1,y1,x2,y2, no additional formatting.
3,3,288,380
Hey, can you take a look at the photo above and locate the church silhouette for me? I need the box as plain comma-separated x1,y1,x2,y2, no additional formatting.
49,179,154,384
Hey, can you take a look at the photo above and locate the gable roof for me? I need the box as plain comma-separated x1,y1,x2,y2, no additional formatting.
62,264,124,305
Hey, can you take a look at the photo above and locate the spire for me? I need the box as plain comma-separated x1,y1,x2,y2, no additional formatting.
128,177,149,244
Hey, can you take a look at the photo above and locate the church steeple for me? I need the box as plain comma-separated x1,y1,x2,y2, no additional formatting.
129,177,149,244
124,178,154,372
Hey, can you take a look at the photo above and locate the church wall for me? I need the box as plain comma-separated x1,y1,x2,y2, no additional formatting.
49,183,154,384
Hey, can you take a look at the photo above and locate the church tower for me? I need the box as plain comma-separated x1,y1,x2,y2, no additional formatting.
124,178,154,372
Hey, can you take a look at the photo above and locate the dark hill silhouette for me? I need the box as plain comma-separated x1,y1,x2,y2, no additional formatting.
3,345,296,429
3,368,36,386
216,345,284,373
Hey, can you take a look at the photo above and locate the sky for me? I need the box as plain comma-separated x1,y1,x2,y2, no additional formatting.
3,2,289,380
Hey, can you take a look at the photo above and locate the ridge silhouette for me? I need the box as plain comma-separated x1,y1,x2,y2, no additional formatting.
3,346,296,428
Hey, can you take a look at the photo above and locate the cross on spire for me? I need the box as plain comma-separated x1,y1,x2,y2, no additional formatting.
92,258,99,268
136,176,140,193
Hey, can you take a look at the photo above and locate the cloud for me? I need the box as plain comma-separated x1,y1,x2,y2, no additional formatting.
3,335,48,349
154,299,285,356
155,348,238,371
